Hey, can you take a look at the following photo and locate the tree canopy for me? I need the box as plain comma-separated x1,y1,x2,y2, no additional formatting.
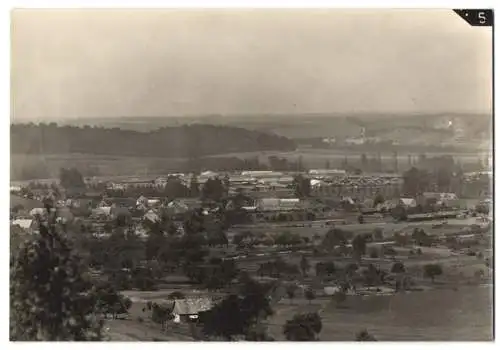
402,167,430,197
423,263,443,283
10,208,103,340
11,123,296,158
198,277,274,340
322,228,348,250
391,261,406,274
283,312,322,341
293,174,311,198
59,168,85,189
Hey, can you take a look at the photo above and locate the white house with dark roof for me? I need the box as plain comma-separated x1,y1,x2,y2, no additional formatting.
171,297,214,323
399,198,417,208
11,218,39,234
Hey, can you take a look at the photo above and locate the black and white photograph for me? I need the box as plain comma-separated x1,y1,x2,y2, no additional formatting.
9,7,494,342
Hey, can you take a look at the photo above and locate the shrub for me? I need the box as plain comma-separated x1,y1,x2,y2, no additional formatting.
423,263,443,283
304,288,316,304
283,312,322,341
391,262,406,274
356,329,377,341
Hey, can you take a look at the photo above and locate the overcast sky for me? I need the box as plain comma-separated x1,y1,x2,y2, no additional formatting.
11,9,492,121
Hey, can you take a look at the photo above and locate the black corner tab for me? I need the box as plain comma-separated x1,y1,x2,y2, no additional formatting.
453,9,493,27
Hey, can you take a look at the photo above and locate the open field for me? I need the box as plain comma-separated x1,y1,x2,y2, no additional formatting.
105,300,195,341
105,258,492,341
10,153,187,180
266,285,492,341
11,145,491,180
104,271,492,341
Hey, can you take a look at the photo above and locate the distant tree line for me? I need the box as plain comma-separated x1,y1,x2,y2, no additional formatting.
401,154,467,196
11,123,296,158
295,136,478,154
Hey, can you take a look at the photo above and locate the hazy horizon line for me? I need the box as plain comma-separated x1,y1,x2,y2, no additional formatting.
11,110,492,123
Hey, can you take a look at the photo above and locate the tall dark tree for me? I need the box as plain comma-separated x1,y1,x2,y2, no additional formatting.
412,228,433,247
423,264,443,283
402,167,430,197
151,302,174,330
207,227,229,248
304,288,316,304
59,168,86,190
199,277,274,340
202,177,226,202
144,225,168,261
322,228,348,250
293,174,311,198
10,206,103,340
194,257,239,290
352,234,367,260
300,255,310,277
94,281,132,319
165,176,189,199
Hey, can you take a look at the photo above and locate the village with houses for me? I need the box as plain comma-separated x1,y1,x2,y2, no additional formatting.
10,161,493,341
